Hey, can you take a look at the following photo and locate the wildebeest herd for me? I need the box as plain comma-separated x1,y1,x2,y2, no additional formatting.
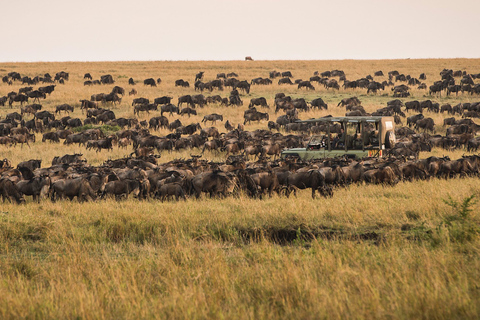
1,66,480,203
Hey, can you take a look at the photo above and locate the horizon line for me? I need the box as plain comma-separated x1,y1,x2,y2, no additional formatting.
1,57,480,64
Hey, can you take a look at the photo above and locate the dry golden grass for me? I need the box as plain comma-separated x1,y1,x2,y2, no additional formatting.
0,59,480,319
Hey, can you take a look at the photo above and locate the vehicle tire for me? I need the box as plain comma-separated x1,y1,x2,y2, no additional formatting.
385,131,396,149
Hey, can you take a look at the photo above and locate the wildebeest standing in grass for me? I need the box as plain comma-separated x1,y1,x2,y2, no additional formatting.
144,78,156,87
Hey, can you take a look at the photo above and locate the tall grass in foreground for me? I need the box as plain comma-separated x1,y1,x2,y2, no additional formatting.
0,177,479,319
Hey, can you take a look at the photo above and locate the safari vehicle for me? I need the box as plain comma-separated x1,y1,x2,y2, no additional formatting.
281,116,396,160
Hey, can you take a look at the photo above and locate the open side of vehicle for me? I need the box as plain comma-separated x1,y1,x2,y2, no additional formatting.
281,116,396,160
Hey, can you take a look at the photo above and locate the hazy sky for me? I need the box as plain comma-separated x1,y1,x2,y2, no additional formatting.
1,0,479,62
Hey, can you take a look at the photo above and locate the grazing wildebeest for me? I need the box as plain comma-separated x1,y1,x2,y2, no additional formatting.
298,81,315,90
286,170,329,199
278,78,293,85
310,98,328,110
84,73,92,80
249,97,269,109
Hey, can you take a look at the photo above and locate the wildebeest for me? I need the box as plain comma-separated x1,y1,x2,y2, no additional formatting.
178,95,195,108
244,111,269,124
278,78,293,85
156,183,186,201
415,117,435,133
202,113,223,125
286,170,329,198
160,104,179,116
55,104,74,114
195,71,204,82
310,98,328,110
179,107,197,117
51,177,98,202
191,171,236,198
249,97,269,109
132,97,149,106
298,81,315,90
154,96,172,105
175,79,190,87
144,78,156,87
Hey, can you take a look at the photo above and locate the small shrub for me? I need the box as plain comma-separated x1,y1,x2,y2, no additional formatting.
439,194,480,243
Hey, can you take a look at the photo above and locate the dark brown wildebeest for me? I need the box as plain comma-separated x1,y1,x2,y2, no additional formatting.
278,77,293,85
156,183,186,202
225,120,234,131
0,178,25,204
175,79,189,87
148,116,169,130
405,100,421,112
363,167,397,185
100,74,114,84
202,113,223,125
42,132,60,143
134,104,157,116
84,73,92,80
191,171,236,198
298,81,315,90
144,78,156,87
91,93,105,102
111,86,125,96
154,96,172,105
245,56,253,61
132,97,149,106
249,97,269,109
250,171,280,198
261,143,282,160
337,97,361,107
160,104,179,116
103,93,121,105
179,107,197,117
195,71,204,82
80,99,98,110
55,104,74,114
51,177,97,202
415,117,435,133
325,79,340,90
200,127,220,139
310,98,328,110
244,111,269,124
234,80,250,94
129,89,137,96
407,114,424,127
8,94,28,107
17,159,41,171
128,77,136,85
286,170,330,199
178,95,194,108
96,110,116,124
15,174,51,202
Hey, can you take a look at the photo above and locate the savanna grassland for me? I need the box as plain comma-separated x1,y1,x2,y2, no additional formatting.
1,59,480,319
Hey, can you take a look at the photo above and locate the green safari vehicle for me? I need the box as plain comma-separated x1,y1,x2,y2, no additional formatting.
280,116,396,160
